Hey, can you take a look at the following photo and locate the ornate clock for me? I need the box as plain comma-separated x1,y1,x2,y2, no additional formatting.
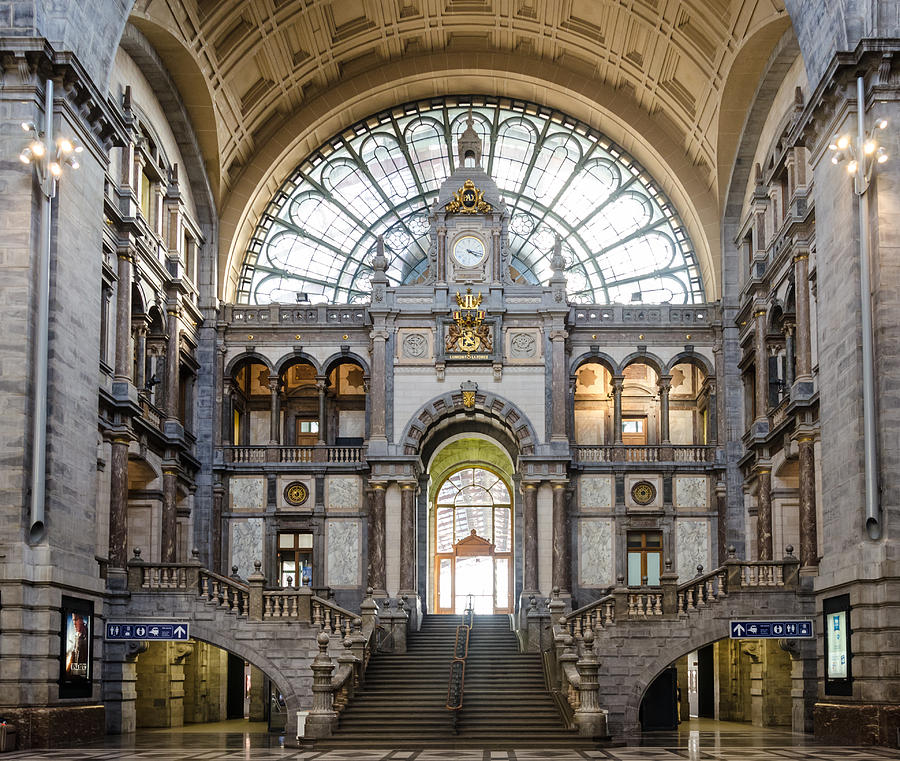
452,235,486,267
284,481,310,507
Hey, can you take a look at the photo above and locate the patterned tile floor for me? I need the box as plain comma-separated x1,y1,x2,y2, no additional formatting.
5,719,900,761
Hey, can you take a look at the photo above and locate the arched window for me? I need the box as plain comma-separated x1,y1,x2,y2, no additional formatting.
238,97,705,306
434,467,512,614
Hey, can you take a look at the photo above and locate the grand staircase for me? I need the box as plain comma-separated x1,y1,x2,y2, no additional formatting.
317,613,591,748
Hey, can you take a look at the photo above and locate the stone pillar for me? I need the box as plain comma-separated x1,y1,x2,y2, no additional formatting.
114,250,133,382
551,482,570,594
368,484,387,595
715,480,727,565
399,482,416,595
754,307,768,420
134,324,147,391
550,329,568,441
316,378,327,445
108,435,131,575
612,376,624,444
222,380,233,446
797,437,819,569
784,324,795,388
268,376,280,445
165,303,180,421
756,467,773,561
523,483,539,594
162,466,178,562
793,252,812,382
305,632,337,738
658,375,672,444
369,330,388,442
212,483,224,573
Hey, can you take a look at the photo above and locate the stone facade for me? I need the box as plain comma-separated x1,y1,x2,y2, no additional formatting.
0,1,899,751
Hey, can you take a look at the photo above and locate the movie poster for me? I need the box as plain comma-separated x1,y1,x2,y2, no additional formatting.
59,597,93,697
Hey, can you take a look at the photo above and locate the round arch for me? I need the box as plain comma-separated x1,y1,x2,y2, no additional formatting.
399,390,539,458
619,351,666,378
224,352,274,378
320,351,371,379
665,351,715,377
273,351,322,379
569,351,618,378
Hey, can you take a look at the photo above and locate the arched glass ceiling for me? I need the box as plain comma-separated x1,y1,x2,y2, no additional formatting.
238,96,705,305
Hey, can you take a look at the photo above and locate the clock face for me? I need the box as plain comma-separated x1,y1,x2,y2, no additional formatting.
452,235,486,267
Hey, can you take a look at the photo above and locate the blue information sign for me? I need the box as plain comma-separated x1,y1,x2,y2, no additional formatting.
730,620,813,639
105,622,190,641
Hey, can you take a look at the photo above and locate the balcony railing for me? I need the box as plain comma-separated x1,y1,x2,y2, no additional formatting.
572,444,714,464
224,445,366,465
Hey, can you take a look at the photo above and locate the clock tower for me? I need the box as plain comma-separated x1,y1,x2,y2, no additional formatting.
428,112,511,286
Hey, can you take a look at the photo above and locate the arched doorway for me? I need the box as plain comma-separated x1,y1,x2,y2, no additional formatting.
433,466,513,614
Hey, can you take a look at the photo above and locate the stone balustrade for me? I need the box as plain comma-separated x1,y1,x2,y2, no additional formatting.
571,444,714,464
223,445,366,464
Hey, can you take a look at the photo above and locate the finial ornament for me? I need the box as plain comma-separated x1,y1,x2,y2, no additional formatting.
457,107,483,167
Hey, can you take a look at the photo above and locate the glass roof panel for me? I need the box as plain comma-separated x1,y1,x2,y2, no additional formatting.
239,96,705,305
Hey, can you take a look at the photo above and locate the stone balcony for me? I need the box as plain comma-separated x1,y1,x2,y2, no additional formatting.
219,445,366,468
571,444,717,467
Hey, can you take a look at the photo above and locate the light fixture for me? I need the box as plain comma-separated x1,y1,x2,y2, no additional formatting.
864,139,877,155
837,134,851,150
877,147,889,164
30,140,45,158
19,147,33,164
58,138,73,154
877,118,888,130
847,159,858,174
21,121,35,132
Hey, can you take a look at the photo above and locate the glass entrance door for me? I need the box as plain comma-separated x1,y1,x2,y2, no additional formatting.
434,467,513,614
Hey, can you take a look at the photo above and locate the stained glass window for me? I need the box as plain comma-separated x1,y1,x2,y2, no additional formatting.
239,96,705,305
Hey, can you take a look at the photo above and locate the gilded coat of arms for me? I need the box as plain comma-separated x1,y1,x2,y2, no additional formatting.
446,288,493,356
445,179,492,214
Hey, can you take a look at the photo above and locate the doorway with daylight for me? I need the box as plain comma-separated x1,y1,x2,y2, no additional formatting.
428,437,515,615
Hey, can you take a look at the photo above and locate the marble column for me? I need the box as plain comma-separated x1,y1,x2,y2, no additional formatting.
797,438,819,569
658,375,672,444
222,380,233,446
523,483,539,593
134,324,147,390
100,284,113,365
399,483,416,595
793,253,812,381
784,324,795,389
368,484,387,594
268,376,280,445
214,345,226,449
162,466,178,562
316,378,327,445
550,329,568,441
715,481,727,564
756,467,773,561
114,249,133,382
612,376,624,444
212,483,224,573
551,482,570,594
369,330,388,441
165,304,180,421
108,435,130,573
754,308,768,420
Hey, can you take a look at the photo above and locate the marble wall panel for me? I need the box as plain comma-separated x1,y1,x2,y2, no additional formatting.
327,519,361,588
249,410,269,445
677,519,710,580
338,410,365,438
579,518,613,587
575,409,606,445
670,410,694,444
327,476,361,512
231,477,264,511
580,475,613,511
675,476,708,509
230,518,264,578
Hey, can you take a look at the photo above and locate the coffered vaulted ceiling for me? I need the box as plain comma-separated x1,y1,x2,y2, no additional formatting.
131,0,790,205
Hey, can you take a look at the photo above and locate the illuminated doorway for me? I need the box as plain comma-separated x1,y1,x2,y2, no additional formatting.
434,467,513,614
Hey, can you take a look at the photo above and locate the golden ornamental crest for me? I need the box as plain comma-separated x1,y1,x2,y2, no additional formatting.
446,288,493,357
445,179,492,214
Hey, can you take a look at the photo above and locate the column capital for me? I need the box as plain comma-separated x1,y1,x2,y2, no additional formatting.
521,481,539,492
551,480,568,490
267,376,280,392
549,329,568,341
657,375,672,391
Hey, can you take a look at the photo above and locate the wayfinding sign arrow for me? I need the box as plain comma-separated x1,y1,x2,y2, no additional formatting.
105,622,190,641
729,620,813,639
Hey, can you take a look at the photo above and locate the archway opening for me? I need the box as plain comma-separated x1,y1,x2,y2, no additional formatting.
426,436,516,616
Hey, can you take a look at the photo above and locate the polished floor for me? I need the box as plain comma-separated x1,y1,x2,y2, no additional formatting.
6,719,900,760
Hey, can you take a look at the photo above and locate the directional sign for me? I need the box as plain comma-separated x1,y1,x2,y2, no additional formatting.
105,622,190,641
730,620,813,639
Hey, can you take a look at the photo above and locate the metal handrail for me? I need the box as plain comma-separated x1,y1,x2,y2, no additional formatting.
446,600,473,734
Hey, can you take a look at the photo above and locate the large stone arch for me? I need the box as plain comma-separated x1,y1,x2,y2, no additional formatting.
569,351,618,378
217,58,721,303
665,350,715,377
273,350,322,379
224,351,274,378
321,350,371,379
399,390,539,458
619,351,666,378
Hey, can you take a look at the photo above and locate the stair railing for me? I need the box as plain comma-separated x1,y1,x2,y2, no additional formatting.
446,599,473,734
